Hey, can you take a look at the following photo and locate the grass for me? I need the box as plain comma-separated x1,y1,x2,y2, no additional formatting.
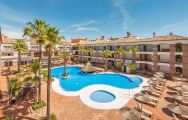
31,100,46,111
39,113,57,120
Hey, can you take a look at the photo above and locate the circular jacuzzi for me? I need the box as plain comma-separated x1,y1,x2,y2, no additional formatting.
90,90,116,103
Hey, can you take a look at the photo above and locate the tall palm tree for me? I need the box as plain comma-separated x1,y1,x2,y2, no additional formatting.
128,45,139,64
23,19,48,102
115,47,126,62
87,47,93,62
13,39,27,73
46,26,61,119
59,50,70,76
103,50,112,71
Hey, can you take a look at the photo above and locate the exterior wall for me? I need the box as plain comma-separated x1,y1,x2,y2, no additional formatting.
152,45,158,72
182,44,188,78
159,65,169,73
169,44,176,76
159,54,170,63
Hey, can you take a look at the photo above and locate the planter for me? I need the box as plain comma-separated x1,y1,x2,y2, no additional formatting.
61,75,70,79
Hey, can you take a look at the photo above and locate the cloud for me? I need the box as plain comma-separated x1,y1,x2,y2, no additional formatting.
73,27,99,32
62,19,100,33
112,0,134,30
71,20,97,28
158,19,188,35
0,2,28,23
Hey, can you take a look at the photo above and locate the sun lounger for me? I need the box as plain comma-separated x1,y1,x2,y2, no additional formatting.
135,102,153,118
181,114,188,120
172,113,180,120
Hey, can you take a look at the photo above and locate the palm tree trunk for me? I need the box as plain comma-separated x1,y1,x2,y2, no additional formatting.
38,43,42,102
18,51,21,73
47,46,52,120
64,62,66,74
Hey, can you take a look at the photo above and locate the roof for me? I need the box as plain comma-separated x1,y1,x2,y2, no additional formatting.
1,35,14,44
78,34,188,46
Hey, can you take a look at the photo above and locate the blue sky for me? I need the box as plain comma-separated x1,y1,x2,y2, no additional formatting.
0,0,188,40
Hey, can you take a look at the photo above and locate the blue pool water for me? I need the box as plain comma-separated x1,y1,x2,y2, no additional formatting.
51,66,142,91
90,90,115,103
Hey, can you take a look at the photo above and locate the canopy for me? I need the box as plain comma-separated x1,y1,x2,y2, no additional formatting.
81,63,96,73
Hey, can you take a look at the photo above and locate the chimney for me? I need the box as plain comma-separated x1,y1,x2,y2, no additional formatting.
153,32,156,38
127,32,131,37
169,32,173,35
100,36,105,40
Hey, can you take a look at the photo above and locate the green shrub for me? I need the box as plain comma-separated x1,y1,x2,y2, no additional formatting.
3,116,13,120
32,100,46,110
39,113,57,120
62,72,69,77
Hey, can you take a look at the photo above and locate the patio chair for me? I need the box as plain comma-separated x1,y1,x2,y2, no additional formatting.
135,102,153,118
147,90,161,97
181,114,188,120
172,113,180,120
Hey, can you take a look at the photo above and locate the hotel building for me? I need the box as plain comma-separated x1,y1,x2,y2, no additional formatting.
0,29,188,79
71,33,188,79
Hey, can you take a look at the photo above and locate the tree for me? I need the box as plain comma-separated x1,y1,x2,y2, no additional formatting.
128,45,139,64
23,19,48,102
9,77,22,101
115,61,124,72
115,47,126,69
59,50,70,77
103,50,112,71
75,44,85,63
13,39,27,73
87,47,93,62
46,26,61,120
128,64,137,74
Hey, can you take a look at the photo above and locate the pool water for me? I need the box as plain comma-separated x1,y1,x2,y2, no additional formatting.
51,66,142,91
90,90,115,103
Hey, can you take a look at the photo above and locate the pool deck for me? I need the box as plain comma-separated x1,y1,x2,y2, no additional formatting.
0,73,181,120
52,72,148,109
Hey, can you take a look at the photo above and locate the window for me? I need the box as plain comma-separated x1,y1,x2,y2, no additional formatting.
4,61,13,67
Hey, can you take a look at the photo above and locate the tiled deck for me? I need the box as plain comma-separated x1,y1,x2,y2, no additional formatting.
0,74,180,120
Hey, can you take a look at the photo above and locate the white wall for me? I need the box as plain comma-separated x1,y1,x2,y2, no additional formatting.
159,65,169,73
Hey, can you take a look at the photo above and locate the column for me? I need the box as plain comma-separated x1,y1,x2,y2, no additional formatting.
152,45,158,72
182,44,188,79
169,44,176,76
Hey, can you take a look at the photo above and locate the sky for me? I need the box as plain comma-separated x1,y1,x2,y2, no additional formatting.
0,0,188,40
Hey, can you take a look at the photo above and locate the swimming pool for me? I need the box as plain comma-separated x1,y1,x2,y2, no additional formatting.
51,66,142,91
90,90,116,103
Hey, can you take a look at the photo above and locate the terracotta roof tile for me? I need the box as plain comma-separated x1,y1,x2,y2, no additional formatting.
1,35,14,44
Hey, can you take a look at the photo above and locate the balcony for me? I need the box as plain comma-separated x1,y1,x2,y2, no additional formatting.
158,60,170,67
136,58,153,65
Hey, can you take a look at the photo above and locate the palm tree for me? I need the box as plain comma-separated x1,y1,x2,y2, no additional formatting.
23,19,48,102
46,26,61,119
30,60,40,78
75,44,85,63
9,77,22,101
87,47,93,62
128,45,139,64
115,47,126,71
59,50,70,77
13,39,27,73
103,50,112,71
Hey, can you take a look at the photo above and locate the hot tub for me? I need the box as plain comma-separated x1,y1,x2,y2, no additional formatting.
90,90,116,103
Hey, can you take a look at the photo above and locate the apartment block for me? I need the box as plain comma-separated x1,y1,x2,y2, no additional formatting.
71,33,188,78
